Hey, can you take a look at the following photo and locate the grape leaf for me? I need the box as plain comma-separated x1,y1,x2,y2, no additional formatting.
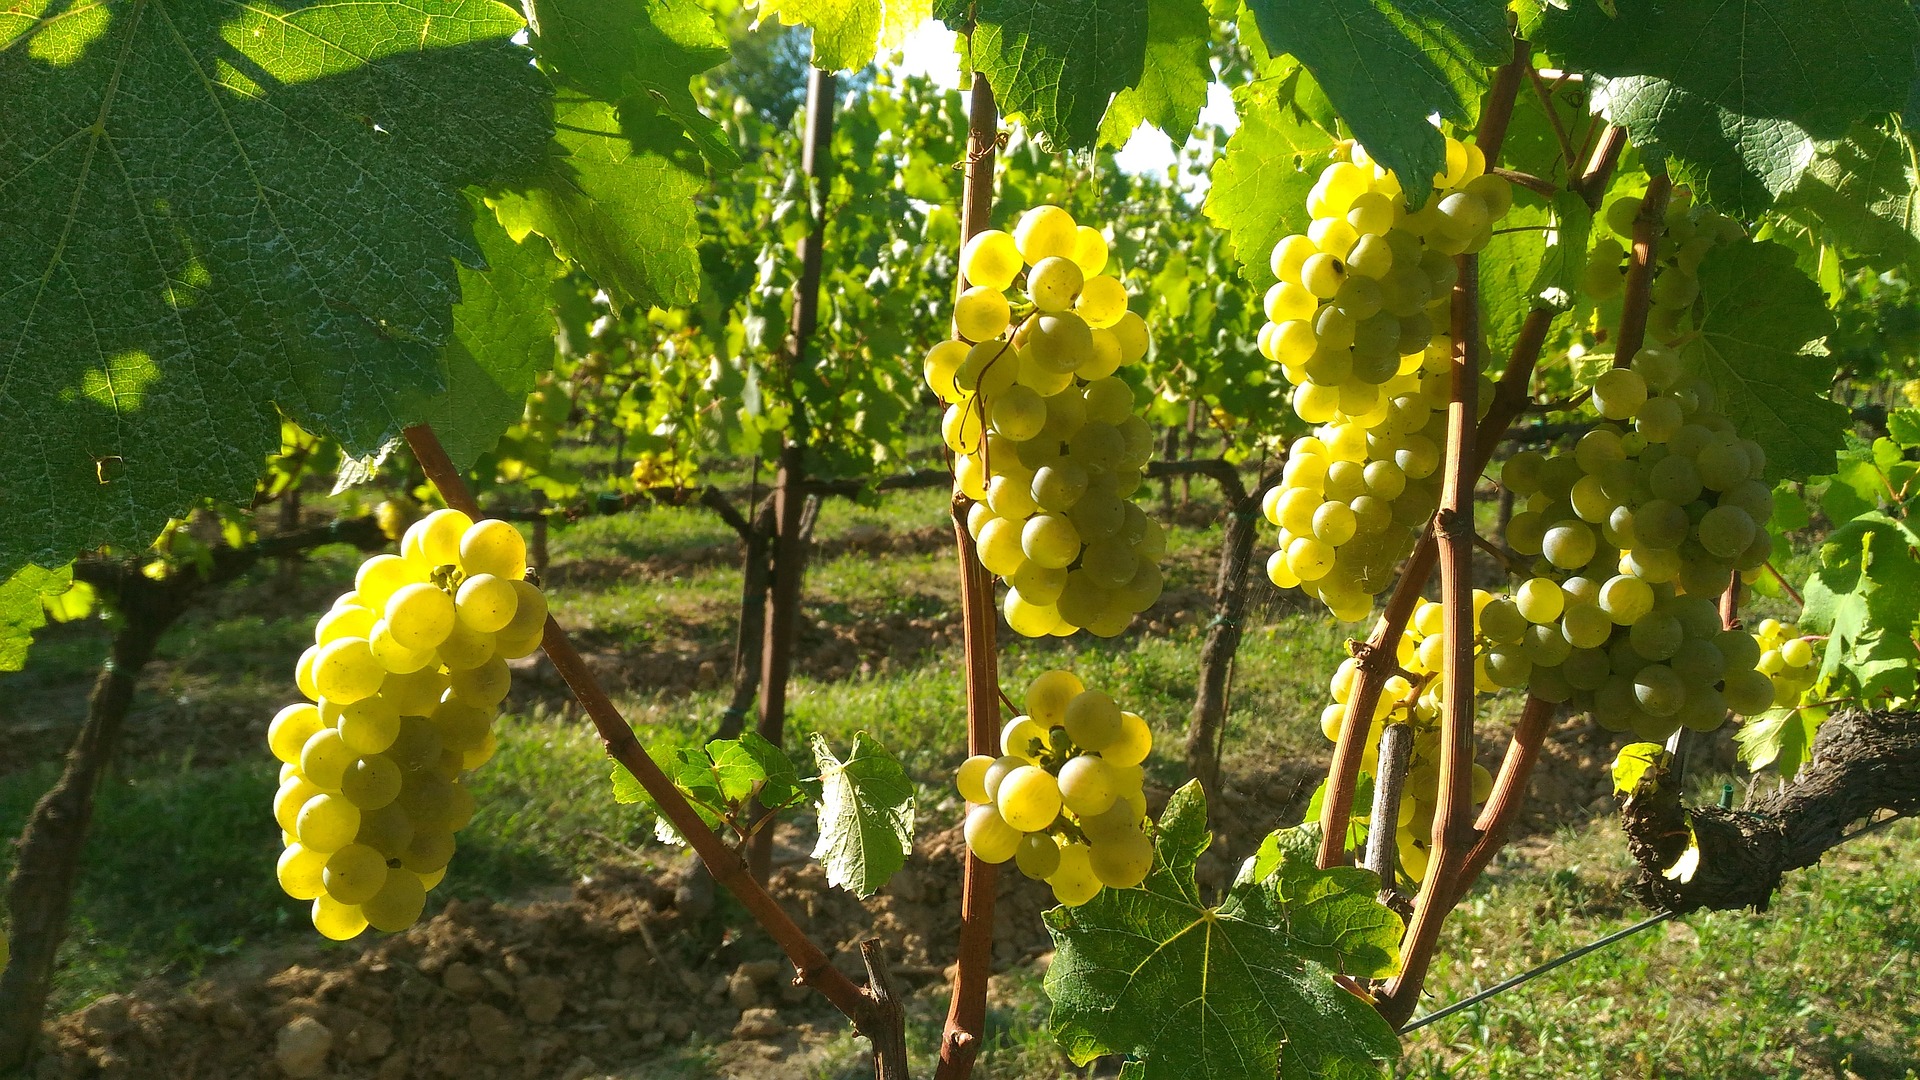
0,564,73,673
1591,76,1815,219
1044,782,1401,1080
1533,0,1916,140
754,0,932,72
1242,0,1509,205
1098,0,1211,149
0,0,551,575
1610,742,1669,797
402,199,564,471
1203,79,1341,287
810,732,914,898
1735,705,1825,779
943,0,1150,151
1682,242,1844,483
1800,513,1920,703
1782,119,1920,270
1890,408,1920,447
1482,192,1591,353
505,0,734,307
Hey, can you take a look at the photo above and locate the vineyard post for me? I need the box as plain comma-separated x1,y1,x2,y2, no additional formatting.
400,426,916,1076
934,70,1003,1080
750,66,838,884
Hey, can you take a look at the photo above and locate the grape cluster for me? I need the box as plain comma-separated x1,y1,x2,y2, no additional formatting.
1754,618,1819,707
1474,351,1780,737
269,509,546,940
1258,137,1511,621
926,205,1167,639
1319,596,1495,883
1583,188,1744,344
955,670,1154,905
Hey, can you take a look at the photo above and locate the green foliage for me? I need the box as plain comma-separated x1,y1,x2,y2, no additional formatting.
1782,120,1920,270
809,732,914,898
754,0,932,72
941,0,1150,151
1204,73,1340,287
1683,241,1844,483
1045,783,1401,1080
1609,743,1668,797
1244,0,1508,203
1098,0,1213,148
1535,0,1917,217
1735,704,1825,780
1801,513,1920,704
0,565,72,673
611,731,821,843
503,0,737,308
0,0,551,575
402,201,567,471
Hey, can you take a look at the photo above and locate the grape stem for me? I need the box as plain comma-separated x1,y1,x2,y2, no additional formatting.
1490,166,1558,199
1612,171,1673,370
1376,245,1484,1023
400,426,892,1042
934,69,1004,1080
1527,64,1581,181
1765,562,1806,607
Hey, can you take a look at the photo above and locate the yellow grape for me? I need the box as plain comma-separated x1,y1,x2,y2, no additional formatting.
996,765,1063,831
313,638,383,704
963,804,1022,863
315,605,377,645
1015,833,1063,879
269,703,325,765
277,843,328,900
369,620,435,674
1048,842,1102,906
336,696,400,755
961,229,1022,291
1071,225,1109,275
454,573,518,634
417,508,474,568
362,869,428,933
1026,669,1085,724
311,895,368,941
1013,205,1077,263
954,285,1012,341
1102,711,1152,767
1089,829,1153,889
924,339,969,402
295,793,361,853
385,583,456,652
459,519,527,581
449,656,512,709
1063,691,1122,750
354,554,418,609
300,727,356,790
956,755,995,804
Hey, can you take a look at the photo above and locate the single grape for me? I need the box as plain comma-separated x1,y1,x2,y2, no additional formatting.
962,229,1022,291
362,868,428,933
1088,829,1154,889
996,765,1063,831
1027,670,1086,724
1027,256,1085,313
1064,690,1124,750
1059,755,1118,816
1015,833,1062,880
1048,842,1103,906
955,285,1012,340
311,895,368,941
956,755,995,804
277,843,330,901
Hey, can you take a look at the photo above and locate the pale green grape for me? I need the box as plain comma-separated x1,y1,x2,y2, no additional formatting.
1648,456,1702,503
1560,603,1613,649
962,229,1022,290
1058,755,1117,816
1780,637,1814,668
1015,833,1062,880
454,574,518,635
1064,690,1124,750
1480,598,1527,644
437,621,495,671
1027,670,1086,724
1048,842,1102,906
1088,829,1153,889
336,696,400,755
1027,256,1085,313
1286,536,1337,582
1270,234,1318,282
1628,612,1684,661
340,754,403,810
955,285,1012,339
1591,369,1648,421
277,843,329,901
301,728,357,790
1598,575,1655,624
1633,664,1685,717
1103,711,1152,767
314,638,385,705
956,755,995,803
995,765,1063,831
296,793,362,853
362,868,427,933
1485,648,1532,688
1634,500,1689,549
1021,514,1082,570
385,583,456,653
1014,205,1077,263
311,895,368,941
1697,505,1757,559
412,508,473,569
323,843,389,905
1300,253,1347,298
1515,578,1564,624
1025,312,1094,374
1542,520,1597,570
1311,501,1358,546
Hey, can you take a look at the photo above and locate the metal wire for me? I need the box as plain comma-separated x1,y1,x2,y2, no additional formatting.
1403,811,1913,1033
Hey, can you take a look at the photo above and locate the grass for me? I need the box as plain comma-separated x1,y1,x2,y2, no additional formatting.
4,472,1917,1077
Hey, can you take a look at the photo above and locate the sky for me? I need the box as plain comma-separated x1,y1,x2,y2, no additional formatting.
890,20,1238,192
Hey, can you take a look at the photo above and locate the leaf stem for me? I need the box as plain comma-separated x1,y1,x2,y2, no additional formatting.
1612,171,1671,369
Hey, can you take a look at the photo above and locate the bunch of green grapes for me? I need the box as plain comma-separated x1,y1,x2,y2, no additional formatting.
925,206,1167,640
955,670,1154,906
1583,188,1744,343
1318,596,1495,883
1473,350,1780,738
1257,137,1510,621
1754,618,1820,707
270,509,547,941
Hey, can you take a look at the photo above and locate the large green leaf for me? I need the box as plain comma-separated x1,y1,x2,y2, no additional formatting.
754,0,932,72
1593,76,1815,218
1097,0,1211,148
1800,513,1920,704
0,564,72,673
1735,705,1825,779
944,0,1150,151
1782,119,1920,269
1534,0,1915,140
810,732,914,898
403,199,564,470
1682,242,1844,482
1044,782,1402,1080
1480,192,1591,354
0,0,551,574
1203,79,1341,287
509,0,734,307
1243,0,1508,204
